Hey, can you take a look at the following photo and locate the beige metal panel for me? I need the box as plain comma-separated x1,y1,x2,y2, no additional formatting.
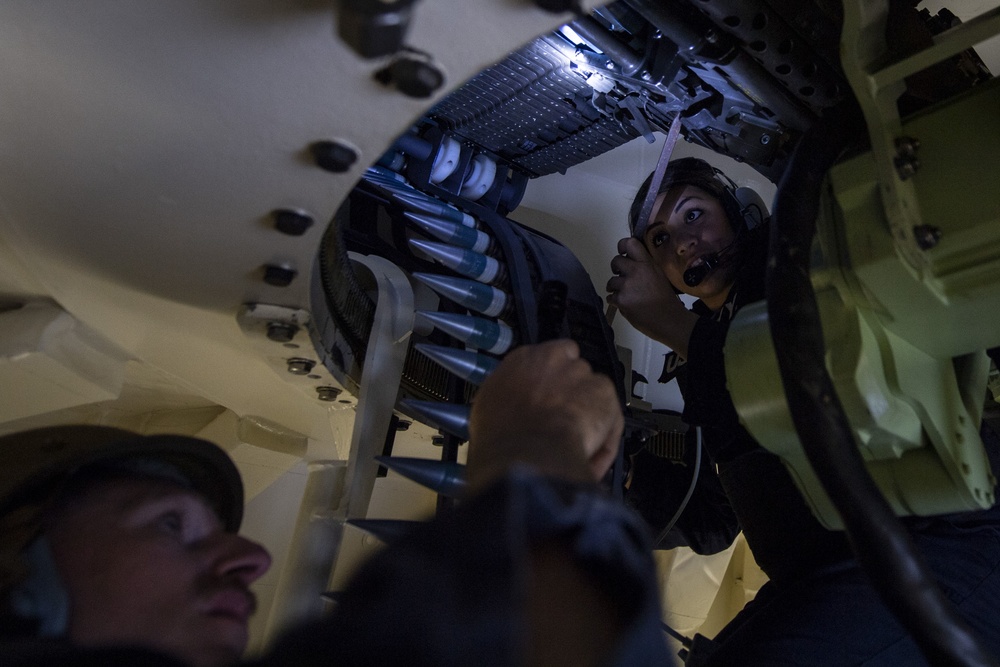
0,0,591,440
0,301,126,423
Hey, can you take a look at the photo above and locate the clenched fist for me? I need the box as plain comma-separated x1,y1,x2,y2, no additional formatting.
467,340,623,492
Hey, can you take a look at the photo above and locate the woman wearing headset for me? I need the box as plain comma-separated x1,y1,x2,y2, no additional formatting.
606,157,1000,665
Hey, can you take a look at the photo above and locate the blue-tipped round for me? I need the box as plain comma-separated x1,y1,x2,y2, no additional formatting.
414,310,514,355
364,174,412,191
399,398,471,441
404,211,491,252
392,192,477,228
364,165,408,183
409,239,503,284
415,343,499,386
346,518,423,543
412,272,509,318
375,455,467,497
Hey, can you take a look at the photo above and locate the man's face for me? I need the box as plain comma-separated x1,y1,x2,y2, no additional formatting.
46,477,271,667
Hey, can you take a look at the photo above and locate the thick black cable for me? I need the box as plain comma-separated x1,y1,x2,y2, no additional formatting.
766,102,999,667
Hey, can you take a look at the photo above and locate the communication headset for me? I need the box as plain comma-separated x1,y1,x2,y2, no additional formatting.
712,166,769,232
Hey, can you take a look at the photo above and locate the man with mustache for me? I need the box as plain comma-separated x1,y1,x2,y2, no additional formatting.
1,423,271,666
1,340,671,666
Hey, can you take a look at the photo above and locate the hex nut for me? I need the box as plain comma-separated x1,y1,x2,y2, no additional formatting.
316,386,343,401
287,358,316,375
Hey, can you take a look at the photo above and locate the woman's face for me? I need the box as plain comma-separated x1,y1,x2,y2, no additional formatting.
641,184,737,309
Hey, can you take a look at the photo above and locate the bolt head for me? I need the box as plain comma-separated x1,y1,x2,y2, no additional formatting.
263,265,297,287
893,157,920,180
760,134,771,145
913,224,942,250
266,322,299,343
378,57,444,99
311,140,358,173
895,136,921,154
287,358,316,375
316,386,342,401
337,0,416,58
272,209,314,236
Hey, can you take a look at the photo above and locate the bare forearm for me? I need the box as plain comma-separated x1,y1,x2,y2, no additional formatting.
636,302,699,360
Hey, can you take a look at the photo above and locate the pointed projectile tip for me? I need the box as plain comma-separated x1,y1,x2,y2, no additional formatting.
399,398,471,441
346,518,423,543
404,211,490,251
412,272,508,317
392,192,476,227
363,170,412,190
392,191,437,207
364,166,406,182
407,237,449,258
414,343,499,386
409,240,501,284
375,455,467,497
402,210,446,229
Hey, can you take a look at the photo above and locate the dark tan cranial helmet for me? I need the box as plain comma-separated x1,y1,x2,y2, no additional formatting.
0,425,244,614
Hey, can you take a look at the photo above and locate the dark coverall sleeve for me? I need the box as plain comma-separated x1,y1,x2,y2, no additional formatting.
626,315,743,555
261,467,675,667
683,315,763,467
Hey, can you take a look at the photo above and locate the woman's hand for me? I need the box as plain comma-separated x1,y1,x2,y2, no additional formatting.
606,237,698,357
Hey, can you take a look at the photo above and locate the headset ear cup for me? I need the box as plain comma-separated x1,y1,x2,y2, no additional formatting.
733,186,769,230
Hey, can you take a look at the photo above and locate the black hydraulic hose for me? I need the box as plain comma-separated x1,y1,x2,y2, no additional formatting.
766,102,1000,667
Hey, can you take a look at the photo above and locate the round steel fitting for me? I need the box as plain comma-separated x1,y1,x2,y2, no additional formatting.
316,386,343,401
287,358,316,375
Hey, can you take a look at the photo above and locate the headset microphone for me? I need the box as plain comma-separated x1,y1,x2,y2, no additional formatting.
682,239,740,287
683,254,720,287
